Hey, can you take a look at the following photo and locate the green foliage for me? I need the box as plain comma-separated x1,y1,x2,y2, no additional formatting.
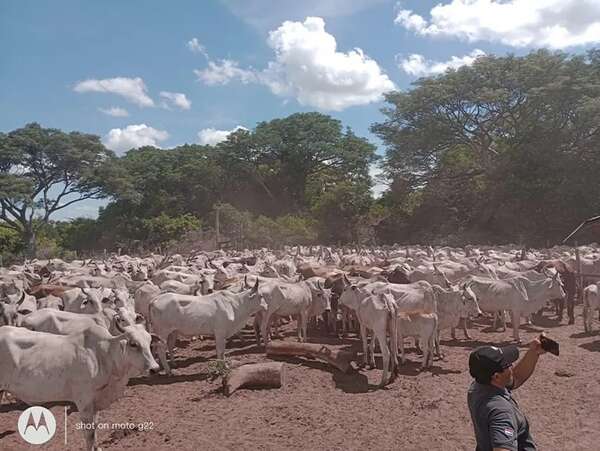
141,213,202,247
372,49,600,245
0,123,126,255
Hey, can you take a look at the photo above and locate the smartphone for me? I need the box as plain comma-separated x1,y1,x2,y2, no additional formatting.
539,334,559,356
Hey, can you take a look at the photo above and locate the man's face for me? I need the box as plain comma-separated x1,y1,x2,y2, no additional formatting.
492,364,514,387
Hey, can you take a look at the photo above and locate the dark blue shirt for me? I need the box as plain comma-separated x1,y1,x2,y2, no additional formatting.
468,381,536,451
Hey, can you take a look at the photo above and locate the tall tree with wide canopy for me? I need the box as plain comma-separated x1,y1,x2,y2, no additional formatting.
0,123,127,254
372,50,600,245
216,112,377,218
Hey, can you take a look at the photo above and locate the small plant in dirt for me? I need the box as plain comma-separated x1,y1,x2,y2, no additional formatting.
207,359,231,381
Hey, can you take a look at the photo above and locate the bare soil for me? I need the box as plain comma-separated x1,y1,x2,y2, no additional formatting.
1,305,599,450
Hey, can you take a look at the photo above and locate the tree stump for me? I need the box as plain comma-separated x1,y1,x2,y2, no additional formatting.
266,341,356,373
223,362,285,396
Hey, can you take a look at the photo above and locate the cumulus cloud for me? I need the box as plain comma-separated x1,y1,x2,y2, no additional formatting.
394,0,600,49
187,37,209,58
197,126,247,146
195,17,395,111
194,60,258,85
159,91,192,110
74,77,154,107
399,49,485,76
103,124,169,154
98,106,129,117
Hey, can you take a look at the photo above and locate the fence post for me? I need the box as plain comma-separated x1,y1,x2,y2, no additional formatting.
575,241,582,303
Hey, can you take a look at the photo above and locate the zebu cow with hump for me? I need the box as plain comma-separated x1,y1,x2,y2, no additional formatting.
466,273,565,342
0,324,158,451
338,285,398,386
149,279,267,374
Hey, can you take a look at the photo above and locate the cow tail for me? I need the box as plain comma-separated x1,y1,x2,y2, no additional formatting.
384,296,398,375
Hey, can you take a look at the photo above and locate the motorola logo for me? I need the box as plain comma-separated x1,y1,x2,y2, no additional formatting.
18,406,57,445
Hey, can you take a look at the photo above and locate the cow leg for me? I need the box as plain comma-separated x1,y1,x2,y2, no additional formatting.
420,334,430,370
253,314,262,346
378,333,390,388
511,311,521,343
215,334,226,360
435,329,442,359
461,317,472,340
167,332,178,367
261,312,273,346
368,329,376,368
300,311,308,343
398,333,406,365
360,323,368,368
583,305,590,333
79,405,99,451
154,334,171,375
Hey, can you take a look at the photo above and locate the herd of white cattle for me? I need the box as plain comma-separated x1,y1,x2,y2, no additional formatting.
1,243,600,450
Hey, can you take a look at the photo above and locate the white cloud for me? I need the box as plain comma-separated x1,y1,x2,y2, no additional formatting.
159,91,192,110
399,49,485,76
195,17,395,111
103,124,169,155
74,77,154,107
194,60,258,85
98,106,129,117
187,37,209,58
197,126,247,146
395,0,600,49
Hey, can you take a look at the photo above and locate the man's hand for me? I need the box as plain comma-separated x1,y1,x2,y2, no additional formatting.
529,336,546,356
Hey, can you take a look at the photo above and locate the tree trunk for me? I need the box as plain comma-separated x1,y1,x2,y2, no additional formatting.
223,362,285,396
23,226,36,258
266,341,356,373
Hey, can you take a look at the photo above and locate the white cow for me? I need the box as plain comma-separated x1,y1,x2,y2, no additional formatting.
22,307,120,336
259,281,313,344
467,274,565,342
0,324,158,451
355,292,399,387
149,280,267,373
397,312,438,369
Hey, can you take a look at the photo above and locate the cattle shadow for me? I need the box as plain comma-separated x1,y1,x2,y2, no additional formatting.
579,341,600,352
171,354,210,369
128,372,210,387
571,331,599,339
440,338,516,349
0,399,73,414
394,360,462,377
530,316,564,328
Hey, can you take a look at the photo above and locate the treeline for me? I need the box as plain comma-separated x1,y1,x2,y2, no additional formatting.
2,49,600,259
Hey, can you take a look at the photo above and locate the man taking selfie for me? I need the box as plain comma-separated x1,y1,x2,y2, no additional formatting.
467,338,546,451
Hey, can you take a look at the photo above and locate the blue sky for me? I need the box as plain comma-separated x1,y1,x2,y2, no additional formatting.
2,0,600,220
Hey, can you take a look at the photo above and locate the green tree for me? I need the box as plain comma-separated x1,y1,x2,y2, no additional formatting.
372,50,600,244
0,123,127,255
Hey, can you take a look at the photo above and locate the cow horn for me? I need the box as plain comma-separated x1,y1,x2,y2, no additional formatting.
317,280,322,290
244,275,249,288
17,290,25,305
343,274,351,285
251,278,259,293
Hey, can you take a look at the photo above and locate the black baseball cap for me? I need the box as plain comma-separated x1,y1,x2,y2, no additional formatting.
469,345,520,383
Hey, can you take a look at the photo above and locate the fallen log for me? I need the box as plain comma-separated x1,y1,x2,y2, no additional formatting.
223,362,285,396
266,341,356,373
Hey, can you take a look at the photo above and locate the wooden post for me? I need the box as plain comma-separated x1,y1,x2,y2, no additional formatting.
215,205,220,249
575,241,582,303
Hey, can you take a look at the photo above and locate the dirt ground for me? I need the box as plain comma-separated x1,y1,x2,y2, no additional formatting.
1,304,599,451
